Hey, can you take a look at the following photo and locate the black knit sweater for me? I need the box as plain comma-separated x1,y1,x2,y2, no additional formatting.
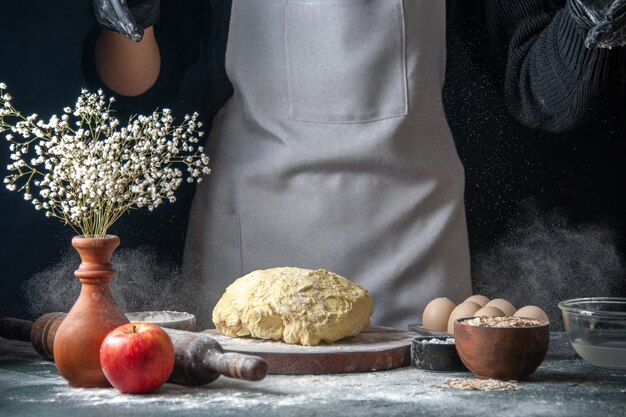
448,0,625,133
445,1,625,265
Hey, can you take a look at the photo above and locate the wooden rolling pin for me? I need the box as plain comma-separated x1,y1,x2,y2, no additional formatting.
0,314,268,385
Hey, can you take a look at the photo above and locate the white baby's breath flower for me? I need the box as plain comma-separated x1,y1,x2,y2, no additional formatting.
1,85,210,237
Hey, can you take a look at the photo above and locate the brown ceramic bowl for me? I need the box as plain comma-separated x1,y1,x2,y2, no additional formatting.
454,317,549,380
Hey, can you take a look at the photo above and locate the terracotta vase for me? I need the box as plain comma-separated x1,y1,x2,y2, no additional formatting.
53,235,129,387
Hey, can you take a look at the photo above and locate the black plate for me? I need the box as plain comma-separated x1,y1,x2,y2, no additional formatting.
408,322,452,337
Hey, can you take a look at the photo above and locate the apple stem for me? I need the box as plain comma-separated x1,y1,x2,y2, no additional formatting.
133,325,138,334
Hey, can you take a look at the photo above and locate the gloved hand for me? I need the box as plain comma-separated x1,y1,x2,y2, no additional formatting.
568,0,626,48
86,0,161,42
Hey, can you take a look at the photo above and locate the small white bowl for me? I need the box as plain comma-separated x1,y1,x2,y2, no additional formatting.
125,311,196,331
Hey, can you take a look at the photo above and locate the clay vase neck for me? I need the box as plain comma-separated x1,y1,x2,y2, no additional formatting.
53,235,129,388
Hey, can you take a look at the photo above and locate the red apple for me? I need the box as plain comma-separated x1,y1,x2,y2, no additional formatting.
100,322,175,394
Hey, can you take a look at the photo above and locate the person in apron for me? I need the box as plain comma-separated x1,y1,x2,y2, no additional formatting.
88,0,472,329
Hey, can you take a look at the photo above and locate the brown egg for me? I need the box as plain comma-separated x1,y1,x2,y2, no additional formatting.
422,297,456,332
464,295,489,307
485,298,516,316
514,305,549,323
447,301,482,334
474,306,505,317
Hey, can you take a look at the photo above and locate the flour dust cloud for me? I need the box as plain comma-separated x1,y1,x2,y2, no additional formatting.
473,200,625,330
23,246,199,317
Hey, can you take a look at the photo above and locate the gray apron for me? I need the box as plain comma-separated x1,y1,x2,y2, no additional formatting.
183,0,472,329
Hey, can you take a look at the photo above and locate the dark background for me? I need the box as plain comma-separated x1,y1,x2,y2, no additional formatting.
1,2,624,326
0,3,94,318
0,2,197,319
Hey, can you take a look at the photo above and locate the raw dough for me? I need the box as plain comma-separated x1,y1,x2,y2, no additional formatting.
212,267,375,346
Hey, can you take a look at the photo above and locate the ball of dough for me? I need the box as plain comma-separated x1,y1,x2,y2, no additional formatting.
212,267,375,346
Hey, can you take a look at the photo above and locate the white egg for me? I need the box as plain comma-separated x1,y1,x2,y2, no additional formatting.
514,305,549,323
474,306,505,317
422,297,456,332
485,298,516,316
447,301,482,334
464,295,490,307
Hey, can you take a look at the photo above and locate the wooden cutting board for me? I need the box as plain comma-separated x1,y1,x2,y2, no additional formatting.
204,326,415,375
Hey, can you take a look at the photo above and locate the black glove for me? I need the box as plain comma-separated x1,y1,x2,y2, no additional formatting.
568,0,626,48
86,0,161,42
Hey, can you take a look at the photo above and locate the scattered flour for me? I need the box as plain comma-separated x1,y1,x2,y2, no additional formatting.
418,338,455,345
440,378,520,391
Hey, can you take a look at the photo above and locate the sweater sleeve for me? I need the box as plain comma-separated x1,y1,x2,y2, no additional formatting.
484,0,626,132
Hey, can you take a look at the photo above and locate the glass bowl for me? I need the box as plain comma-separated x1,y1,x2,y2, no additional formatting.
558,297,626,369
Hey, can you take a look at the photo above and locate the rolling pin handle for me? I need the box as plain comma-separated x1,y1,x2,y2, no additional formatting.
30,312,66,360
207,352,269,382
0,318,34,342
166,329,268,385
0,313,66,360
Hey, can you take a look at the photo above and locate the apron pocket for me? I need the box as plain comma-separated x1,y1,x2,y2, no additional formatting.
284,0,408,124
